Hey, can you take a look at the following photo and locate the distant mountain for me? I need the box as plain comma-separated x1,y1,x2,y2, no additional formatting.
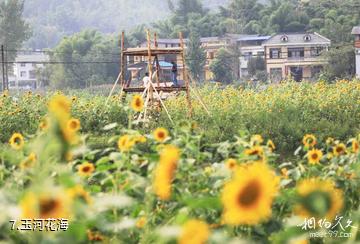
23,0,230,49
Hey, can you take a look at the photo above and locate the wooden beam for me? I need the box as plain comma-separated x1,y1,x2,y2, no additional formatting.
123,86,187,93
179,32,193,117
120,31,125,86
146,29,154,104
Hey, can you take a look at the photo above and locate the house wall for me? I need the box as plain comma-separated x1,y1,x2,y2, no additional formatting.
264,45,328,81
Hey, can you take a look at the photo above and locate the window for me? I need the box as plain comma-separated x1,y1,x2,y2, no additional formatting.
288,48,304,59
270,48,281,59
310,47,324,57
29,70,36,79
243,52,252,61
304,34,312,42
280,35,288,42
257,51,265,57
20,63,26,67
208,52,214,59
20,71,26,77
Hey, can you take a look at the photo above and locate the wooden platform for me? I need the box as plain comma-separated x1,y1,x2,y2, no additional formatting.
123,86,187,93
123,47,182,56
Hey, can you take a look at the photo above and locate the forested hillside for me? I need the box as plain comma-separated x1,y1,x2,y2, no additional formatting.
23,0,229,49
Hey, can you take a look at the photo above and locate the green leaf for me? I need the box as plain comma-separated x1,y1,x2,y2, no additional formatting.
182,196,222,210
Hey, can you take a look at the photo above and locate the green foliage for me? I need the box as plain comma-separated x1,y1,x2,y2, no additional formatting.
186,31,206,81
323,46,356,80
160,80,360,155
0,0,30,86
209,48,234,83
248,56,266,76
48,30,120,89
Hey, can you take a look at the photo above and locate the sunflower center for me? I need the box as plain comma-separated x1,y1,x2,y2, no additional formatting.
302,191,332,217
14,137,21,144
158,132,165,138
82,166,91,172
311,153,318,160
135,99,142,107
237,180,261,207
336,147,343,153
39,198,59,216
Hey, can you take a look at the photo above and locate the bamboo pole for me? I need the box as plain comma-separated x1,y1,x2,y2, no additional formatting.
120,31,125,86
179,32,193,117
146,30,154,105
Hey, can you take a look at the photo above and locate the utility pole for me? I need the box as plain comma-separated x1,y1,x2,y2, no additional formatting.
1,45,5,91
4,45,9,90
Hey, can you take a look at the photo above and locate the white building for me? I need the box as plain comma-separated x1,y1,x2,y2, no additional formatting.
10,52,49,89
237,35,271,78
352,26,360,78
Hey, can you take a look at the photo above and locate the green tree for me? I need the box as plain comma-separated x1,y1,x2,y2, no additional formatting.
186,31,206,81
0,0,30,87
209,48,234,84
322,46,355,80
50,30,120,89
248,56,265,76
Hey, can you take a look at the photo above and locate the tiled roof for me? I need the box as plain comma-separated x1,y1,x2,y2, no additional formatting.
15,53,49,62
263,32,331,45
238,35,271,41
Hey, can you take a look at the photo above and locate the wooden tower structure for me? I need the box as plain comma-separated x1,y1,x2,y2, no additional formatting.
107,30,210,122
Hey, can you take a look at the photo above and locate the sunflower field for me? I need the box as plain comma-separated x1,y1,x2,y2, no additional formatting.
0,80,359,244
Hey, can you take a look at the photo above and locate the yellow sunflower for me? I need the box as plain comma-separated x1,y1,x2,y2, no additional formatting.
87,230,105,241
245,146,264,160
295,178,343,220
48,94,71,122
250,134,264,145
281,168,289,179
9,133,24,150
61,124,79,145
133,135,147,144
153,127,169,142
78,162,95,177
178,219,210,244
326,137,334,145
333,143,346,156
136,217,147,228
221,162,279,225
131,95,144,112
302,134,316,148
266,140,276,152
117,135,135,152
67,118,81,132
20,153,37,170
225,158,238,170
39,117,50,131
351,139,359,153
307,149,323,165
67,185,92,204
153,145,180,200
21,190,71,219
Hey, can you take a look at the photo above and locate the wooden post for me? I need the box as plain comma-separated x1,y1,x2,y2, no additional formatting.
154,33,158,48
179,32,193,117
1,45,5,92
4,45,8,90
146,30,154,104
153,33,161,88
120,31,125,86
